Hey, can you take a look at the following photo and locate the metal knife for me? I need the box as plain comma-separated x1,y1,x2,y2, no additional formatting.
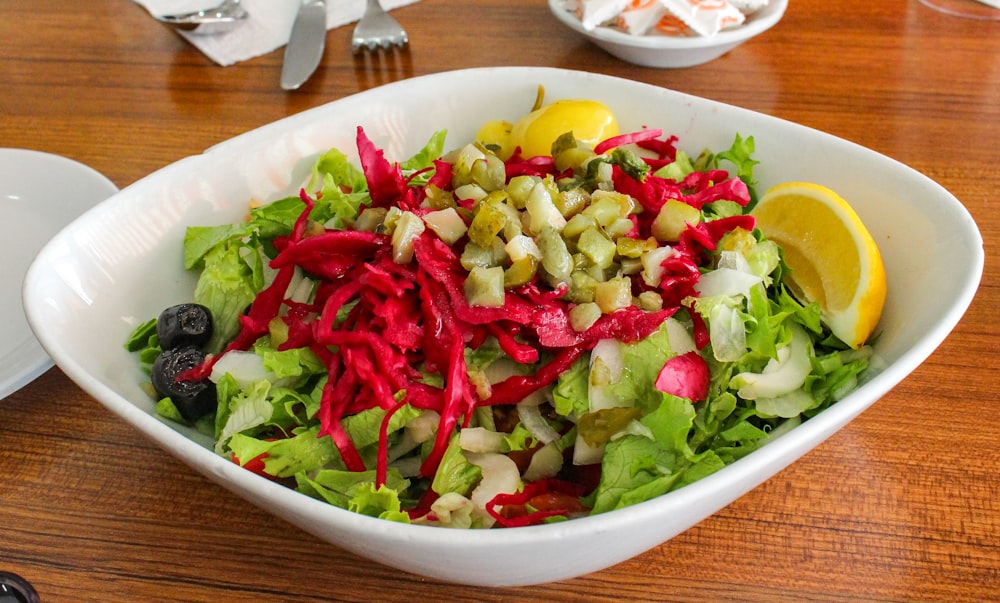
280,0,327,90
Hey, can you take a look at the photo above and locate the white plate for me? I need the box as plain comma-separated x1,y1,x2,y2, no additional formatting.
22,68,984,586
0,149,117,400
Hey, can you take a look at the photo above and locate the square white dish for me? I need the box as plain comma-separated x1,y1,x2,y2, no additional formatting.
23,67,983,586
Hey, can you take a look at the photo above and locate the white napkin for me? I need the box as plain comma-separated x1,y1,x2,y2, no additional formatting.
136,0,419,66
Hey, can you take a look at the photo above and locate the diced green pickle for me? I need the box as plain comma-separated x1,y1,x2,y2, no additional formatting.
506,175,539,209
537,227,574,283
471,153,506,192
578,226,616,269
468,193,509,247
569,301,601,331
651,198,701,242
556,187,589,218
637,291,664,311
616,236,657,258
465,266,505,307
594,277,632,313
504,257,538,288
460,238,507,270
424,184,457,210
354,207,388,232
606,217,635,239
578,407,642,447
562,213,597,240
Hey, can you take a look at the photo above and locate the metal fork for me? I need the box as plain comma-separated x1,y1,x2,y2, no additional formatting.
351,0,409,52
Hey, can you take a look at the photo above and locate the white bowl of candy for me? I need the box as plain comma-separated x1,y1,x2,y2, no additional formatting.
549,0,788,68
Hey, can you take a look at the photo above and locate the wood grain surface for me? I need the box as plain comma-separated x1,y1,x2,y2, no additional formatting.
1,0,997,601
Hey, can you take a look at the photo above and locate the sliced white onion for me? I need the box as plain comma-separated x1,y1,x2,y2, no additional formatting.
210,351,277,388
516,402,560,445
664,317,697,355
589,339,624,412
522,442,564,482
572,434,604,466
466,452,521,529
732,324,812,399
404,410,441,443
458,427,507,453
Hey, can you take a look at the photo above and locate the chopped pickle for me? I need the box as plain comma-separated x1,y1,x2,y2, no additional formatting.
450,144,488,187
525,178,567,233
606,217,635,239
454,182,488,204
506,175,539,209
578,226,616,269
552,132,597,172
616,236,657,258
652,198,701,242
563,213,598,240
578,407,642,447
465,265,505,307
594,276,632,313
569,301,601,331
468,193,510,247
505,234,541,262
424,184,457,210
354,207,388,232
423,207,468,245
582,196,623,227
567,271,599,303
461,238,507,271
537,226,574,283
620,257,643,276
504,256,539,288
637,290,664,311
556,187,590,218
392,211,426,264
471,153,506,192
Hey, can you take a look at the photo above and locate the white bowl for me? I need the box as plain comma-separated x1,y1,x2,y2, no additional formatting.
1,149,117,401
23,67,983,587
548,0,788,68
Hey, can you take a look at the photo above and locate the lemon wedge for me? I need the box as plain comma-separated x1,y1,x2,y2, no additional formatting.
751,182,886,349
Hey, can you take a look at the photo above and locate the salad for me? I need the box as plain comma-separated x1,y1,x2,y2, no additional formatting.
126,97,873,529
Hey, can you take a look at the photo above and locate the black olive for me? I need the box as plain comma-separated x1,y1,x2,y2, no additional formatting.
151,346,216,422
156,303,213,350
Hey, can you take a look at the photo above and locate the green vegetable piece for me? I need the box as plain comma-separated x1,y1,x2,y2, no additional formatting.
537,226,574,283
578,226,617,269
552,132,596,172
124,318,158,352
616,236,657,259
504,256,538,288
577,407,642,448
562,213,597,240
468,193,509,247
460,238,507,271
506,175,539,209
582,195,624,227
465,265,505,307
556,187,590,218
471,153,506,192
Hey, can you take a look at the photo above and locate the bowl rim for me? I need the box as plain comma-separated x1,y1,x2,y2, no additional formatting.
21,66,985,586
547,0,789,50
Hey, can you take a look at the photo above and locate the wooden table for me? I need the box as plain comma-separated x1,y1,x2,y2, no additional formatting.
2,0,998,600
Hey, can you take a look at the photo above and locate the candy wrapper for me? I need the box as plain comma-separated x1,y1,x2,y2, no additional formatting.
572,0,768,37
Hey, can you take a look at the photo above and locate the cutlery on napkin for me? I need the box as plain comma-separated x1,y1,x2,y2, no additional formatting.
134,0,419,66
